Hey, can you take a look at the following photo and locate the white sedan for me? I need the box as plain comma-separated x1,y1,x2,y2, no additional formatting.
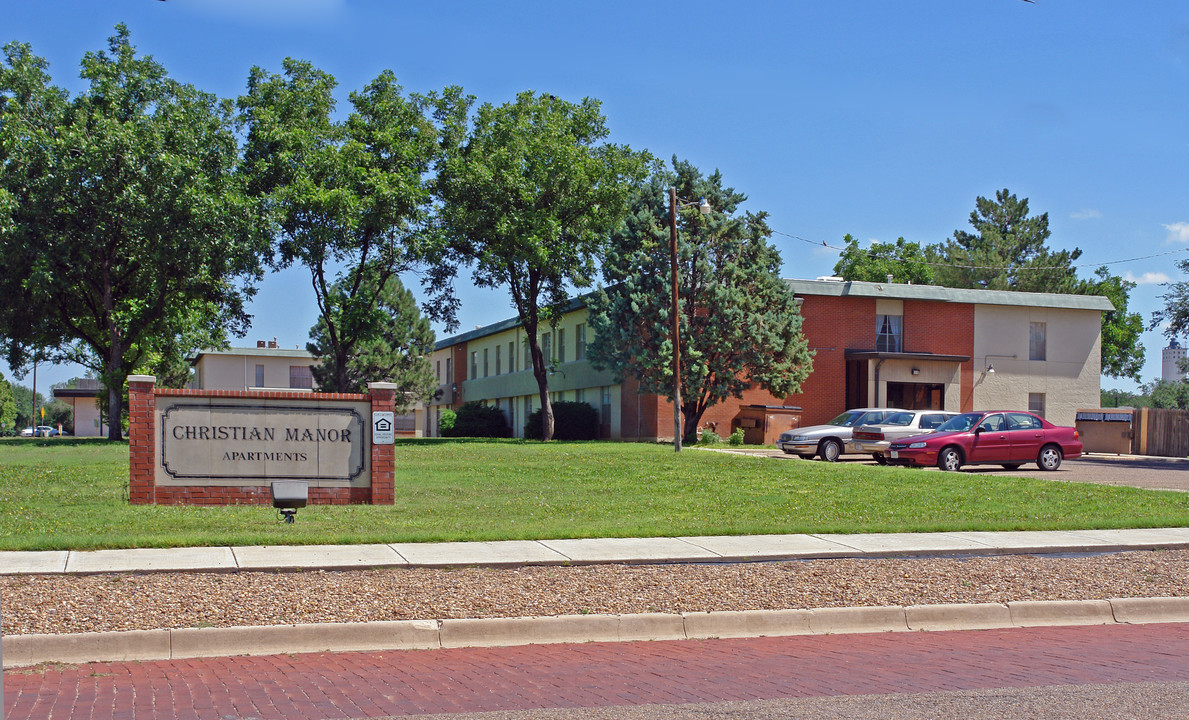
777,408,907,462
852,410,959,464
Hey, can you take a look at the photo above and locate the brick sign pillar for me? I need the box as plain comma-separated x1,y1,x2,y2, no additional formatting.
127,374,158,505
367,382,398,505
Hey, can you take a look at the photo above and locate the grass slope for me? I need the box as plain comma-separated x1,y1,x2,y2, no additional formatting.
1,438,1186,551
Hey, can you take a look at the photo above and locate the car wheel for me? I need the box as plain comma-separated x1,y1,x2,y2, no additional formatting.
1001,464,1022,471
818,439,842,462
872,453,887,465
937,447,962,472
1037,445,1063,471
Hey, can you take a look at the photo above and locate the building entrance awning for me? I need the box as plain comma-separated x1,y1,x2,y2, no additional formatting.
844,350,971,363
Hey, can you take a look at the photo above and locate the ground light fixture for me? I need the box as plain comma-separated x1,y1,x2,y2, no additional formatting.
668,188,712,452
271,480,308,523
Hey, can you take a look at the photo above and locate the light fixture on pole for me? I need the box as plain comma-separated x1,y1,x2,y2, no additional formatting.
668,187,711,452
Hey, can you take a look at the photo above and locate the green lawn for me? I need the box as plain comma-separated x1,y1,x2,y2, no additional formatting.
1,437,1187,551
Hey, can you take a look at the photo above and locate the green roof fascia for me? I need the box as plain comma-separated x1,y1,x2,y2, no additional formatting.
783,279,1116,312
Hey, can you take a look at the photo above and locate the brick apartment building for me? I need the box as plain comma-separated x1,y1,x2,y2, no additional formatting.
424,278,1114,440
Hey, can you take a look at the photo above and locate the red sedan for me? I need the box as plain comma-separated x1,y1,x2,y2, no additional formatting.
886,410,1082,472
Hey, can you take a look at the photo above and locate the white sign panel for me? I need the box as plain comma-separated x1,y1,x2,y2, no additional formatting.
372,411,395,445
157,399,368,486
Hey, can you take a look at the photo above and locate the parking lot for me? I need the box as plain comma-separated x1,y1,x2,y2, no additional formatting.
747,449,1189,492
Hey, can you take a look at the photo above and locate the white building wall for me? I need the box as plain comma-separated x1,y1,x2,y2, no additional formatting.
972,305,1102,426
1163,344,1187,382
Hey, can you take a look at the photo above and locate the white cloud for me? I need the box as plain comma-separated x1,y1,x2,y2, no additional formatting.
1164,222,1189,244
1123,271,1171,285
1070,209,1102,220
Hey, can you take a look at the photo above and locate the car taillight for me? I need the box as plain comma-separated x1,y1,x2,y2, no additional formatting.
1073,429,1079,439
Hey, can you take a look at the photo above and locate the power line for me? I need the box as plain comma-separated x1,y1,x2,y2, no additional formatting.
769,229,1189,273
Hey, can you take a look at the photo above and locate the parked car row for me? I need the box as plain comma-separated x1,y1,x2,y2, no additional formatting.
778,408,1082,472
20,426,68,437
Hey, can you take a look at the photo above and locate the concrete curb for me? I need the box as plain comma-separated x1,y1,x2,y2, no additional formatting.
8,596,1189,668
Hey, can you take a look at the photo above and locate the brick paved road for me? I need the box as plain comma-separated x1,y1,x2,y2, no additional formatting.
6,623,1189,719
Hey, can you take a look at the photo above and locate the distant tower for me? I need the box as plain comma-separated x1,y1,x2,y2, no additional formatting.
1163,339,1187,382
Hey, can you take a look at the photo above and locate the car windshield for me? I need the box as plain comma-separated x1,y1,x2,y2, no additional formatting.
828,411,864,427
882,412,915,426
935,413,982,433
828,411,886,427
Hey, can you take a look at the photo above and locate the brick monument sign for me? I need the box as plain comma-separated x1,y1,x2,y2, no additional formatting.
127,375,397,505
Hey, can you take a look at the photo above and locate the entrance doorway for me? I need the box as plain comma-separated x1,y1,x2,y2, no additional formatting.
887,382,945,410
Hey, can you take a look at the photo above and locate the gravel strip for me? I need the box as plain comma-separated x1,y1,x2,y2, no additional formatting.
4,549,1189,636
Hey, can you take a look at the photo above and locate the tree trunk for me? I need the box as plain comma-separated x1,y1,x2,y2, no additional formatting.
105,359,125,441
527,334,554,441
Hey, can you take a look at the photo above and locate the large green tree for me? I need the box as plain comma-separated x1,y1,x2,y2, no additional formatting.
1081,267,1145,382
833,234,934,285
437,91,648,441
0,27,266,438
239,60,461,393
587,158,813,444
927,189,1081,293
1153,259,1189,341
307,273,436,403
0,371,17,433
836,189,1144,380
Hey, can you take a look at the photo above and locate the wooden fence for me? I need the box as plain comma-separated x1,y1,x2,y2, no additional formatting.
1132,407,1189,458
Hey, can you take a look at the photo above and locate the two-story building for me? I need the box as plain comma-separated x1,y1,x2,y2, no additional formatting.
426,279,1114,439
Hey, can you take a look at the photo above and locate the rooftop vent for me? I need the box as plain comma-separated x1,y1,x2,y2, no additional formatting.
257,340,266,348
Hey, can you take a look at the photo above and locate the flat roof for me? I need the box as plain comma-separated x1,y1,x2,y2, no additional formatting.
784,278,1117,312
188,347,315,365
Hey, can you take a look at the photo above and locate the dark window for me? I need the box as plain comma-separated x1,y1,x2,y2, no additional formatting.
289,365,313,389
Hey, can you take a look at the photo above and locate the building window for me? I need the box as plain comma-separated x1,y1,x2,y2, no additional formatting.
542,333,552,365
446,357,452,382
1029,392,1046,418
495,345,502,375
524,337,532,370
558,328,566,363
289,365,313,389
1030,322,1047,361
470,351,477,380
576,323,586,361
876,314,903,353
436,360,441,382
254,364,264,387
483,348,489,377
509,341,517,372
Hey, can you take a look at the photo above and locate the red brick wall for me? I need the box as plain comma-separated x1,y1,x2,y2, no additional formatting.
128,380,393,506
630,294,977,437
903,300,975,411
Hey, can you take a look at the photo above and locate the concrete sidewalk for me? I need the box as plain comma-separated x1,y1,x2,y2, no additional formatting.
5,526,1189,575
7,528,1189,669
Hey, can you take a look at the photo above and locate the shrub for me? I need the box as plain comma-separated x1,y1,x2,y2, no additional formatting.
698,430,722,445
524,401,600,440
438,408,456,435
728,428,745,446
442,402,510,438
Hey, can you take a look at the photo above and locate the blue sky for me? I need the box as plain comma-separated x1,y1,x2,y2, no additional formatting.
5,0,1188,395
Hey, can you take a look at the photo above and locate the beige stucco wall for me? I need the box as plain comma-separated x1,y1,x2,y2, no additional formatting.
73,397,105,437
194,354,315,391
972,305,1102,426
868,358,962,411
